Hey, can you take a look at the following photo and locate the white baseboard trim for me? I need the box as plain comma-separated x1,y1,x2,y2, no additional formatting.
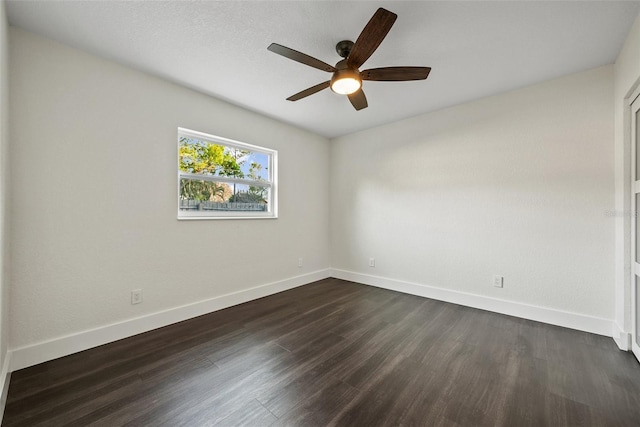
9,269,332,372
8,268,617,371
0,351,11,425
331,269,613,337
612,322,631,351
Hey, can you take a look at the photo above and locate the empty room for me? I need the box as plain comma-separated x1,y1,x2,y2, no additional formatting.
0,0,640,425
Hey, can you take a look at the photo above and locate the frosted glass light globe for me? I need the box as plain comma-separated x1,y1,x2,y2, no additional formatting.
331,77,362,95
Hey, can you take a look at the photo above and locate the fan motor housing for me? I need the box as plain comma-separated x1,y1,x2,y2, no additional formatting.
335,40,354,58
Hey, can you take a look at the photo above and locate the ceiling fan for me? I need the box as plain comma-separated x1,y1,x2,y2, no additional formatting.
267,8,431,111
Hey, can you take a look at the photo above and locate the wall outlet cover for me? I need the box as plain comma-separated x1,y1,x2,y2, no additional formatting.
493,276,504,288
131,289,143,305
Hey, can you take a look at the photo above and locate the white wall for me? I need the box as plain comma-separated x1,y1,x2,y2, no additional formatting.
331,66,615,324
9,28,330,354
614,14,640,348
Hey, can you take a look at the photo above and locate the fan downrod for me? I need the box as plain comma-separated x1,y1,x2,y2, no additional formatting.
335,40,354,58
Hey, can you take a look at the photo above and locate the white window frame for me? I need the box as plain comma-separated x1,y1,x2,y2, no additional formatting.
177,127,278,220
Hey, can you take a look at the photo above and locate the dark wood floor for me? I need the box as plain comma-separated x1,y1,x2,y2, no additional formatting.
3,278,640,426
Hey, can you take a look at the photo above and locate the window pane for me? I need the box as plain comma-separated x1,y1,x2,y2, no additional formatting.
179,137,270,182
246,152,270,181
178,128,276,219
179,179,269,212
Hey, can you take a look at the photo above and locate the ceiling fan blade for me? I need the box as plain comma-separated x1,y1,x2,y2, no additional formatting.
268,43,336,73
286,81,331,101
347,8,397,69
348,89,368,111
361,66,431,81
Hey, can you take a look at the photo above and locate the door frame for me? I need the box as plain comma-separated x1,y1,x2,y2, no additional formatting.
630,86,640,360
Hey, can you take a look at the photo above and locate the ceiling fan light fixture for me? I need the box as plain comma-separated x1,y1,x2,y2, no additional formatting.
268,8,429,110
330,69,362,95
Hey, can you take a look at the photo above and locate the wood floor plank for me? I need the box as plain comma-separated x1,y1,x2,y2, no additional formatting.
4,278,640,426
328,355,423,426
211,399,277,427
270,378,360,427
63,363,222,426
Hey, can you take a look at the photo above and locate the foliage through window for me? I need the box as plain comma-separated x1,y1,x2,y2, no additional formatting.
178,128,277,219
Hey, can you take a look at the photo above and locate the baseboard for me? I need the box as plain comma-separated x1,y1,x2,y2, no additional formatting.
331,269,613,337
9,269,332,371
8,268,616,371
612,322,631,351
0,351,11,425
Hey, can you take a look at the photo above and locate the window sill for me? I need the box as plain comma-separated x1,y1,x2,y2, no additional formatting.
177,214,278,221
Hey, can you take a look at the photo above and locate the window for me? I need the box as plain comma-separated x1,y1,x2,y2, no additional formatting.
178,128,277,219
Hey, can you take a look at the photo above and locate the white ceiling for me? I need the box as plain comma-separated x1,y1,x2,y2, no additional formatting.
6,1,640,138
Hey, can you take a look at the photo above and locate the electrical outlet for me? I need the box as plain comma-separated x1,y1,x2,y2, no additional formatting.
493,275,504,288
131,289,143,305
369,257,375,267
298,257,303,268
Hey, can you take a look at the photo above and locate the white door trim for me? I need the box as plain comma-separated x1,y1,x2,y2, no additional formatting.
630,90,640,361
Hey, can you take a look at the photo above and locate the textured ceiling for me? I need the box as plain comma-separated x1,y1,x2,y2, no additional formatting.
6,1,640,138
